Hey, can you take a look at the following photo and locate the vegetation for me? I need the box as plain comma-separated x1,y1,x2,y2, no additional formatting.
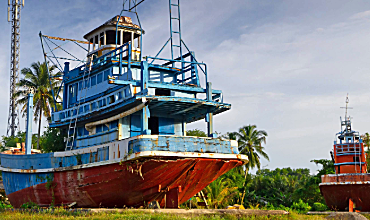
14,61,61,149
185,127,332,211
0,208,334,220
1,128,66,153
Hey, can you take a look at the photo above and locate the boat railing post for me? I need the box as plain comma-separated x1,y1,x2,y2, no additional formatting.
25,89,34,155
119,51,122,76
141,61,150,135
128,42,132,80
206,82,215,138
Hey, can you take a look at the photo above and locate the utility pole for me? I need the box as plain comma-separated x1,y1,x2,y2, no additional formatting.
7,0,24,137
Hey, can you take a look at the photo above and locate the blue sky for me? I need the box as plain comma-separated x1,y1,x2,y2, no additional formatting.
1,0,370,173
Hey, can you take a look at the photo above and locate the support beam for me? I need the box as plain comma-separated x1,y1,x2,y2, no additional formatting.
25,92,33,155
166,187,181,209
349,198,354,212
141,61,148,92
206,82,215,138
141,106,150,135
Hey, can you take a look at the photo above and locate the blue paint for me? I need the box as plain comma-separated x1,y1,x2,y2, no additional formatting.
128,136,238,154
159,117,174,135
2,172,53,195
131,114,141,137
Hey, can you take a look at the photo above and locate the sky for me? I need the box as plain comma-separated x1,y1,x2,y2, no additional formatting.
1,0,370,173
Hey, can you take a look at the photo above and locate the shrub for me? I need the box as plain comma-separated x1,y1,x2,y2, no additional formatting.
20,201,39,209
0,201,13,209
291,199,311,213
312,202,327,211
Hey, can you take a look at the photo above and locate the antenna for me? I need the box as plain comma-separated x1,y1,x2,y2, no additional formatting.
340,93,353,121
6,0,24,137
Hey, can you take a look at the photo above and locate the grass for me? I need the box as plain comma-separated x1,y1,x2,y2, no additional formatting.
0,209,333,220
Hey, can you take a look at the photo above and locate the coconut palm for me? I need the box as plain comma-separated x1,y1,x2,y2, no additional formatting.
225,125,268,204
14,61,61,149
205,177,238,209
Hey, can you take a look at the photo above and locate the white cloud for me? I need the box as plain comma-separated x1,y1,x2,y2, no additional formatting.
350,10,370,20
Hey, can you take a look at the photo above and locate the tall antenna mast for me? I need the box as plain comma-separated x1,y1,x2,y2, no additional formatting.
340,94,352,121
6,0,24,137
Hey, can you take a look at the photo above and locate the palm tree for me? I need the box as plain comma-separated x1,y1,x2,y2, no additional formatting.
205,177,238,209
226,125,268,204
14,61,61,149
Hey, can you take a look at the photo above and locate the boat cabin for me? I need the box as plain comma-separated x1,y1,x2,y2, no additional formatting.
333,117,367,174
50,15,230,151
84,16,142,61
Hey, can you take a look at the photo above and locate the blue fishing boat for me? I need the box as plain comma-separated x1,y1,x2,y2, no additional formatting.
0,1,247,208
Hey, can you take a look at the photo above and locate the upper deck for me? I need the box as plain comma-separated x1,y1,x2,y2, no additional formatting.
48,15,231,150
332,97,367,174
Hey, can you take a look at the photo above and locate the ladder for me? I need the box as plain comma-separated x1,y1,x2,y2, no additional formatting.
65,61,93,151
169,0,184,73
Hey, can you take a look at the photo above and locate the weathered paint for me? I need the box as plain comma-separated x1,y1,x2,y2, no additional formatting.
0,135,245,198
11,9,243,209
320,177,370,211
319,101,368,211
6,157,243,208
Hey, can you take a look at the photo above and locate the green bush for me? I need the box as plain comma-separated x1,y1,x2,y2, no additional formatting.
291,199,311,213
312,202,327,211
0,201,13,209
20,201,39,209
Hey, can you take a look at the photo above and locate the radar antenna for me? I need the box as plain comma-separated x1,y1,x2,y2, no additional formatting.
340,94,353,132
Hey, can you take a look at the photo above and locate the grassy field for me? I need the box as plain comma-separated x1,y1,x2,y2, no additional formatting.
0,209,362,220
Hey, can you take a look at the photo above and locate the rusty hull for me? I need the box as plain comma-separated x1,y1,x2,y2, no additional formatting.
320,173,370,211
7,157,242,208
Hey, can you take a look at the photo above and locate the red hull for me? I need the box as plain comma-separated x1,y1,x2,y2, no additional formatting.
320,174,370,211
320,184,370,211
8,157,242,208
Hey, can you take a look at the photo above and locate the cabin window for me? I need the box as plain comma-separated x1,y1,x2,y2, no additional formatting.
123,32,131,44
353,156,360,162
104,70,109,81
98,99,106,108
91,76,97,86
106,30,117,45
124,88,130,97
117,91,123,100
97,73,103,84
111,120,118,129
155,88,171,96
77,127,84,136
84,79,90,88
103,124,109,132
84,128,89,135
79,106,83,114
84,105,90,112
94,35,98,49
91,102,97,110
89,38,93,51
96,125,103,133
149,117,159,135
108,95,115,104
100,32,104,46
78,81,83,91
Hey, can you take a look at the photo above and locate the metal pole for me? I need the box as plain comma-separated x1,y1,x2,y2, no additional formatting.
25,91,33,155
40,32,58,112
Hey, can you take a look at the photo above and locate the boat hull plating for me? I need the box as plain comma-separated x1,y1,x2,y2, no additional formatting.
320,173,370,211
6,157,243,208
